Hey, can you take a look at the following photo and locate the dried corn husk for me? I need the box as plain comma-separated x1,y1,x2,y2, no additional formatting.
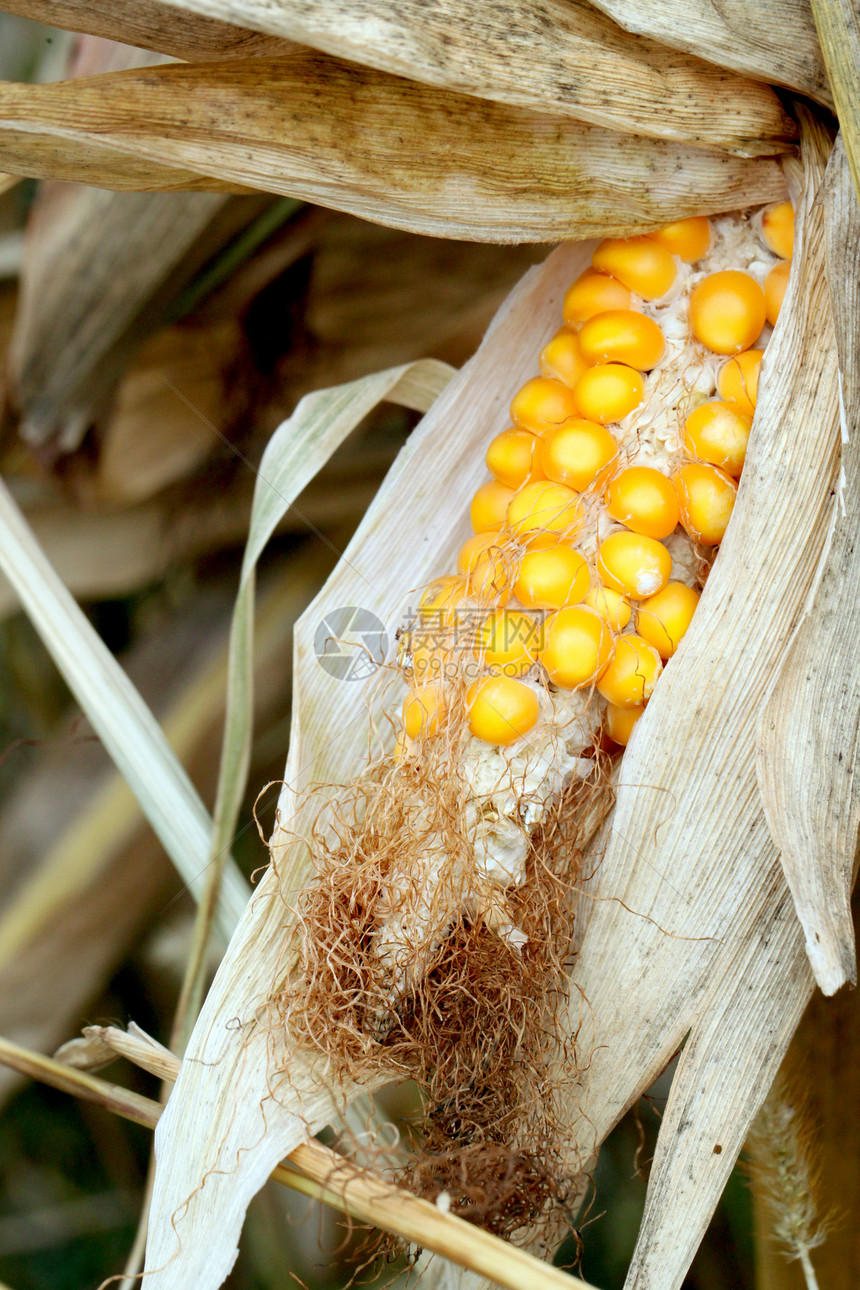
140,112,843,1290
0,0,293,59
0,56,789,241
809,0,860,201
17,0,797,153
587,0,830,106
757,135,860,994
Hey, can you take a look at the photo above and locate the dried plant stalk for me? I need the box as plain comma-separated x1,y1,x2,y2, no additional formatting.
0,56,788,241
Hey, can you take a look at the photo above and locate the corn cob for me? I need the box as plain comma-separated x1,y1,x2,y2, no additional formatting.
288,203,794,1233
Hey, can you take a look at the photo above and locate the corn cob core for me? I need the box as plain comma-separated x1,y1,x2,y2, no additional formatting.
401,203,793,758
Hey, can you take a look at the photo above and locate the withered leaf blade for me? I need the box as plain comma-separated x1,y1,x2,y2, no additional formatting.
588,0,830,107
0,0,293,59
55,0,798,154
809,0,860,204
550,112,836,1290
756,133,860,995
0,55,790,243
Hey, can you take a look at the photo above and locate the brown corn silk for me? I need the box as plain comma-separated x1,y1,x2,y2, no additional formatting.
142,113,849,1290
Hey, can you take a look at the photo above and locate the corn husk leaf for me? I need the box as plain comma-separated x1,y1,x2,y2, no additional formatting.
23,0,797,154
587,0,831,108
0,56,790,242
809,0,860,204
756,134,860,994
139,112,840,1290
0,0,293,60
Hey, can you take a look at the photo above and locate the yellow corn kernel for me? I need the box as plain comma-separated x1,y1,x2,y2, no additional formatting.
764,260,790,326
539,419,618,491
689,270,766,355
584,584,632,631
651,217,711,263
563,270,631,326
539,605,614,689
470,479,515,533
673,462,737,545
514,544,590,610
598,528,670,598
457,532,513,605
486,427,541,489
604,466,680,540
410,642,451,687
578,310,665,371
636,581,700,658
403,685,444,739
717,349,763,417
597,634,662,707
539,327,591,388
597,531,672,600
762,201,794,259
477,608,540,677
684,400,751,477
573,363,645,424
467,675,539,746
604,702,644,746
507,480,583,539
418,576,467,641
592,236,677,299
510,376,580,435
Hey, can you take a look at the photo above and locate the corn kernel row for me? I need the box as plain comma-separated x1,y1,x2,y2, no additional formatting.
400,204,793,751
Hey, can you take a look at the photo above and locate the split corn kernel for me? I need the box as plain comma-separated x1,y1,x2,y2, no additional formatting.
539,327,590,388
673,462,737,545
539,419,618,491
764,261,790,326
539,605,614,689
471,479,515,533
592,236,676,299
457,532,513,604
651,217,711,263
507,480,584,539
597,531,672,600
717,349,763,417
514,544,590,610
604,466,680,540
585,584,632,631
573,363,645,424
486,428,541,488
578,310,665,371
478,608,540,677
604,703,644,747
403,685,444,739
762,201,794,259
597,634,662,707
467,675,539,745
563,270,631,326
510,376,580,435
684,401,752,477
636,581,700,658
689,270,765,355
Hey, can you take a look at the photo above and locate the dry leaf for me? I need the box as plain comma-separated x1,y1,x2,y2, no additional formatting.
588,0,830,107
809,0,860,201
756,134,860,994
34,0,795,154
0,55,789,241
0,0,293,59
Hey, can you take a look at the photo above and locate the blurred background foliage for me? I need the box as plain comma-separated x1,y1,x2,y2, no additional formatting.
0,13,843,1290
